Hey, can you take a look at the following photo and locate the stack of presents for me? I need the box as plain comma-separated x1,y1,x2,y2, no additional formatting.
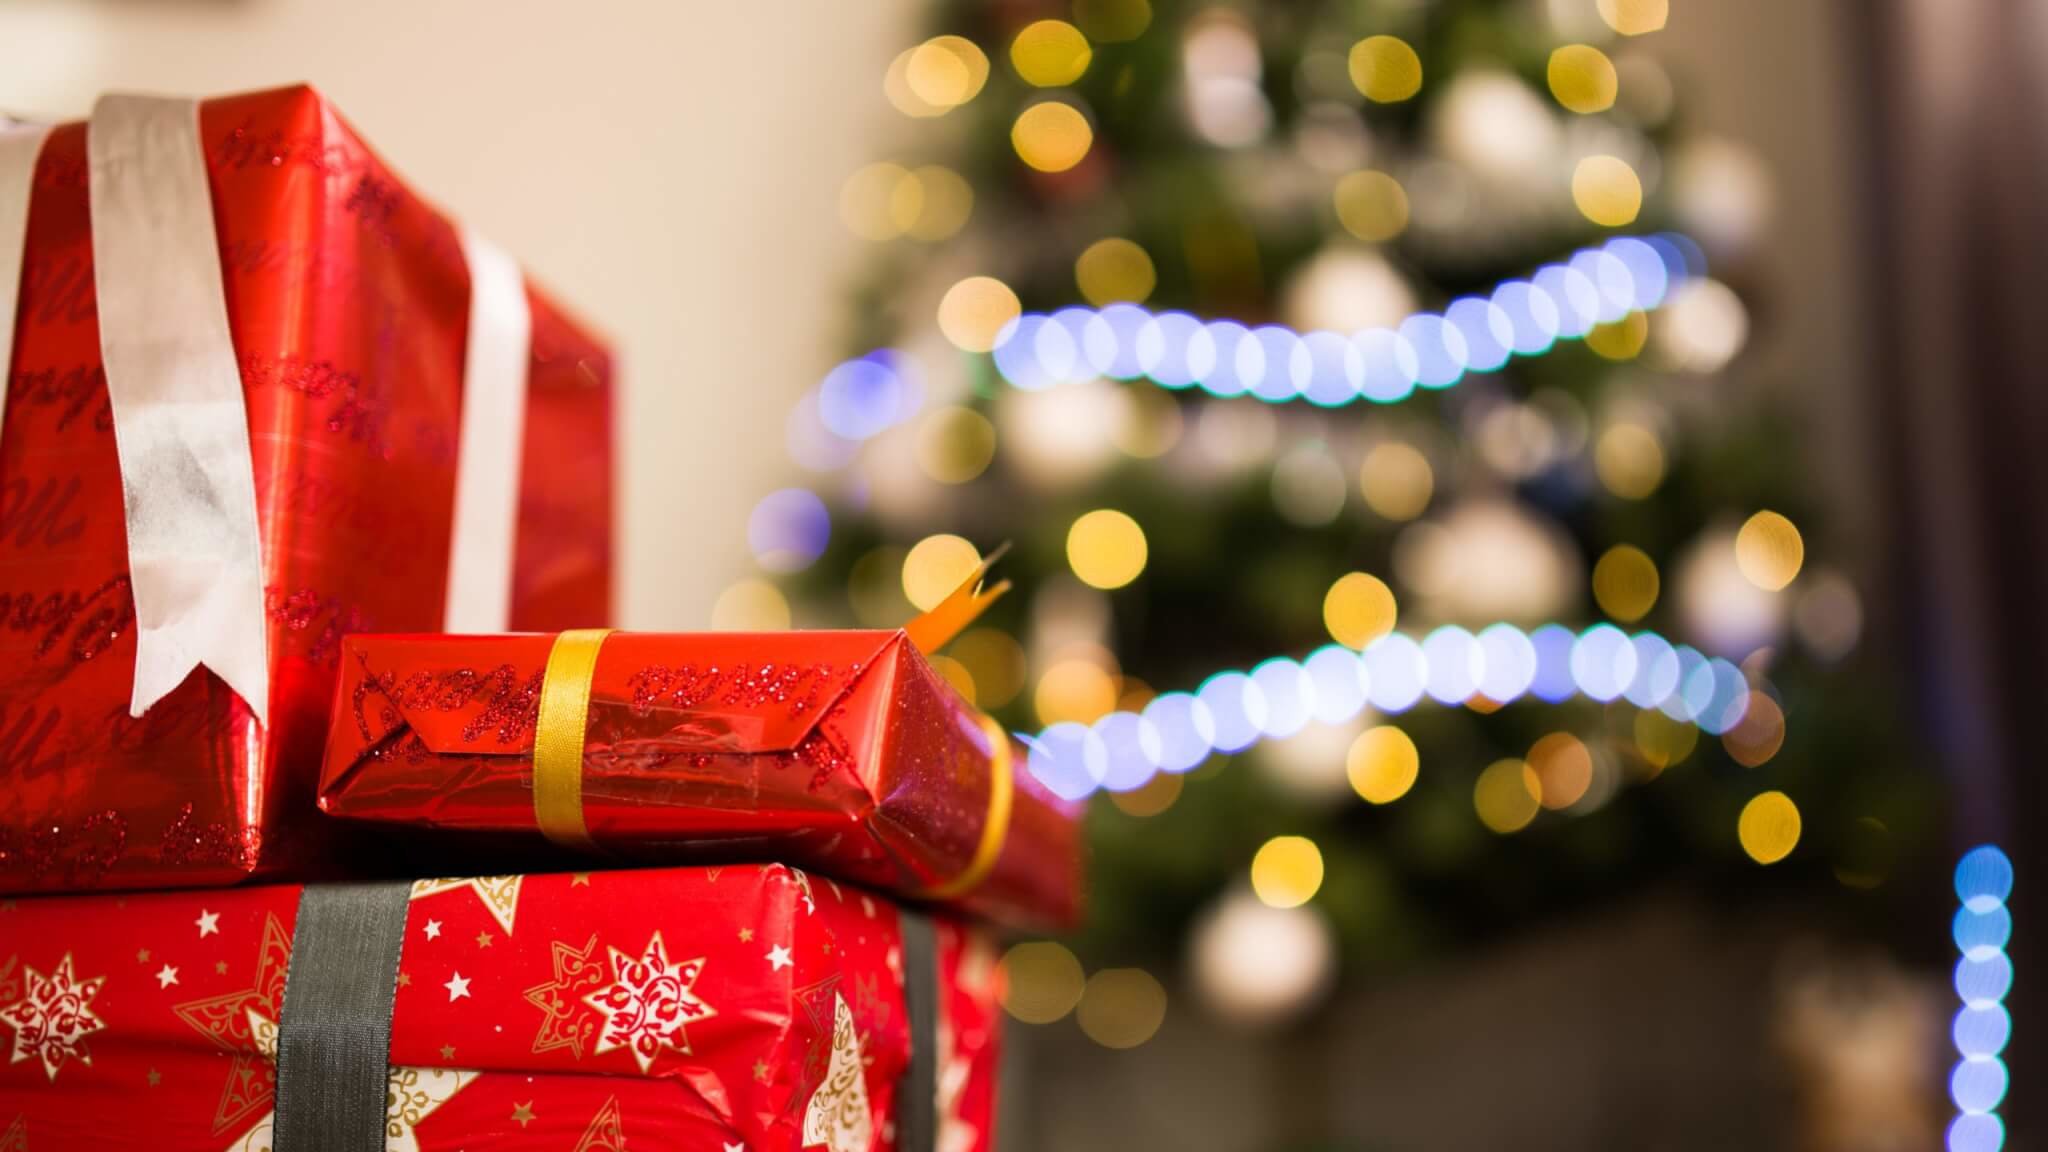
0,87,1081,1151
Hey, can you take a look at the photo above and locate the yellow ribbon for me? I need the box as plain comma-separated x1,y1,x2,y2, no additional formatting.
532,628,612,852
921,713,1014,901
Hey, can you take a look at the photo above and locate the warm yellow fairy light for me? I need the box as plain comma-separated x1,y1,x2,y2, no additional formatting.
1076,968,1167,1049
1634,707,1698,773
1573,155,1644,227
1735,510,1804,591
1347,726,1419,804
1547,45,1618,114
1738,790,1801,864
1592,544,1660,622
710,579,791,632
1723,691,1787,768
1585,311,1649,361
906,165,974,242
1110,769,1184,817
1474,758,1542,833
1594,422,1665,498
1250,836,1325,908
1333,170,1409,243
884,48,947,119
1013,101,1095,173
1075,237,1157,305
901,534,982,612
1348,35,1423,103
1034,658,1119,726
1073,0,1152,43
1323,571,1398,649
1012,19,1093,86
1359,441,1434,521
906,35,990,111
1527,733,1593,811
1066,509,1148,589
915,406,997,484
1598,0,1670,37
999,941,1086,1023
936,276,1021,352
950,628,1027,709
839,162,921,242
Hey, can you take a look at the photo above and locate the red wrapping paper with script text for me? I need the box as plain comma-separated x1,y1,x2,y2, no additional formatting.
0,864,999,1151
0,86,613,893
319,631,1083,931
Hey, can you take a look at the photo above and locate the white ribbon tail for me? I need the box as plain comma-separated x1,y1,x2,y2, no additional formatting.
445,228,531,633
88,94,270,723
0,122,54,450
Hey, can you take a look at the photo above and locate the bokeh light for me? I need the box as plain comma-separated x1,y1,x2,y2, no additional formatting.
747,487,831,572
1586,311,1650,361
902,533,983,611
1109,769,1184,817
905,165,973,241
1013,100,1095,172
1592,544,1660,622
1949,844,2012,1148
951,628,1028,709
1573,155,1644,227
1528,732,1593,811
1634,707,1698,772
839,162,923,241
1250,835,1325,908
1736,510,1805,591
1349,36,1423,103
1547,45,1617,114
1012,19,1092,87
1036,657,1120,726
1067,509,1149,589
1073,0,1151,43
1190,893,1334,1026
1077,968,1168,1048
1475,758,1542,833
999,941,1086,1024
710,578,792,632
1738,790,1801,864
1076,237,1158,306
1334,170,1410,243
1347,725,1419,804
1598,0,1669,36
1324,572,1398,649
1359,441,1434,520
1723,690,1786,767
1595,422,1666,498
915,406,997,484
939,276,1022,353
906,35,990,111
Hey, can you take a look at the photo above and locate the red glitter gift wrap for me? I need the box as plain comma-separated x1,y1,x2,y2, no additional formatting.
0,865,999,1151
319,631,1084,932
0,86,613,892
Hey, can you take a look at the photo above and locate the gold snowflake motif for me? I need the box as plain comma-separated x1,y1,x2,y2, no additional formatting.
801,993,872,1152
581,931,716,1073
0,953,106,1082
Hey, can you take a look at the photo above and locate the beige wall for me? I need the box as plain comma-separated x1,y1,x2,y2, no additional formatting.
0,0,916,627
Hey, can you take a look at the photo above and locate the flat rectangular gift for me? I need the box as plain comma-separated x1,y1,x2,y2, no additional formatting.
319,628,1083,931
0,87,613,892
0,863,998,1152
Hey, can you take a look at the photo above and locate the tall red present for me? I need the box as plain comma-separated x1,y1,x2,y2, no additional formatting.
0,864,997,1151
0,87,613,892
320,628,1084,931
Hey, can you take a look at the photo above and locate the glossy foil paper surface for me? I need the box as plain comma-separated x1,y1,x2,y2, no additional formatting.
0,86,613,892
0,865,999,1151
321,631,1083,931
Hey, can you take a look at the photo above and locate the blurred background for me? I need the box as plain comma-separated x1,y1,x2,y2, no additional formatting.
3,0,2040,1148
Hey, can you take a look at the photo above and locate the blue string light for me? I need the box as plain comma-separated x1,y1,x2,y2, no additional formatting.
1022,623,1750,801
1949,845,2013,1152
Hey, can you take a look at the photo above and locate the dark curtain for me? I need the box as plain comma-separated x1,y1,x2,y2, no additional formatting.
1862,0,2048,1124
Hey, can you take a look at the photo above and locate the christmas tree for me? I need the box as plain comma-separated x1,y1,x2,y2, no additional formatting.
744,0,1937,1029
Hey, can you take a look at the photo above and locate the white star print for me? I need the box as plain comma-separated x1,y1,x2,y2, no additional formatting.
423,919,442,940
766,945,793,972
195,910,219,937
155,964,179,988
443,972,471,1001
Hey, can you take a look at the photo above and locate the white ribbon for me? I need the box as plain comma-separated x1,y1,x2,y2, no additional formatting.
447,229,531,633
88,95,272,723
0,122,52,450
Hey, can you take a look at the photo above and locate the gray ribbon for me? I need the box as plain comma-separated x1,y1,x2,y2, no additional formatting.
276,881,412,1152
897,911,938,1152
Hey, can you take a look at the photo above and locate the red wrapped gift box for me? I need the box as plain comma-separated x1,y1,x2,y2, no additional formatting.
0,864,998,1151
0,87,612,892
320,629,1083,931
